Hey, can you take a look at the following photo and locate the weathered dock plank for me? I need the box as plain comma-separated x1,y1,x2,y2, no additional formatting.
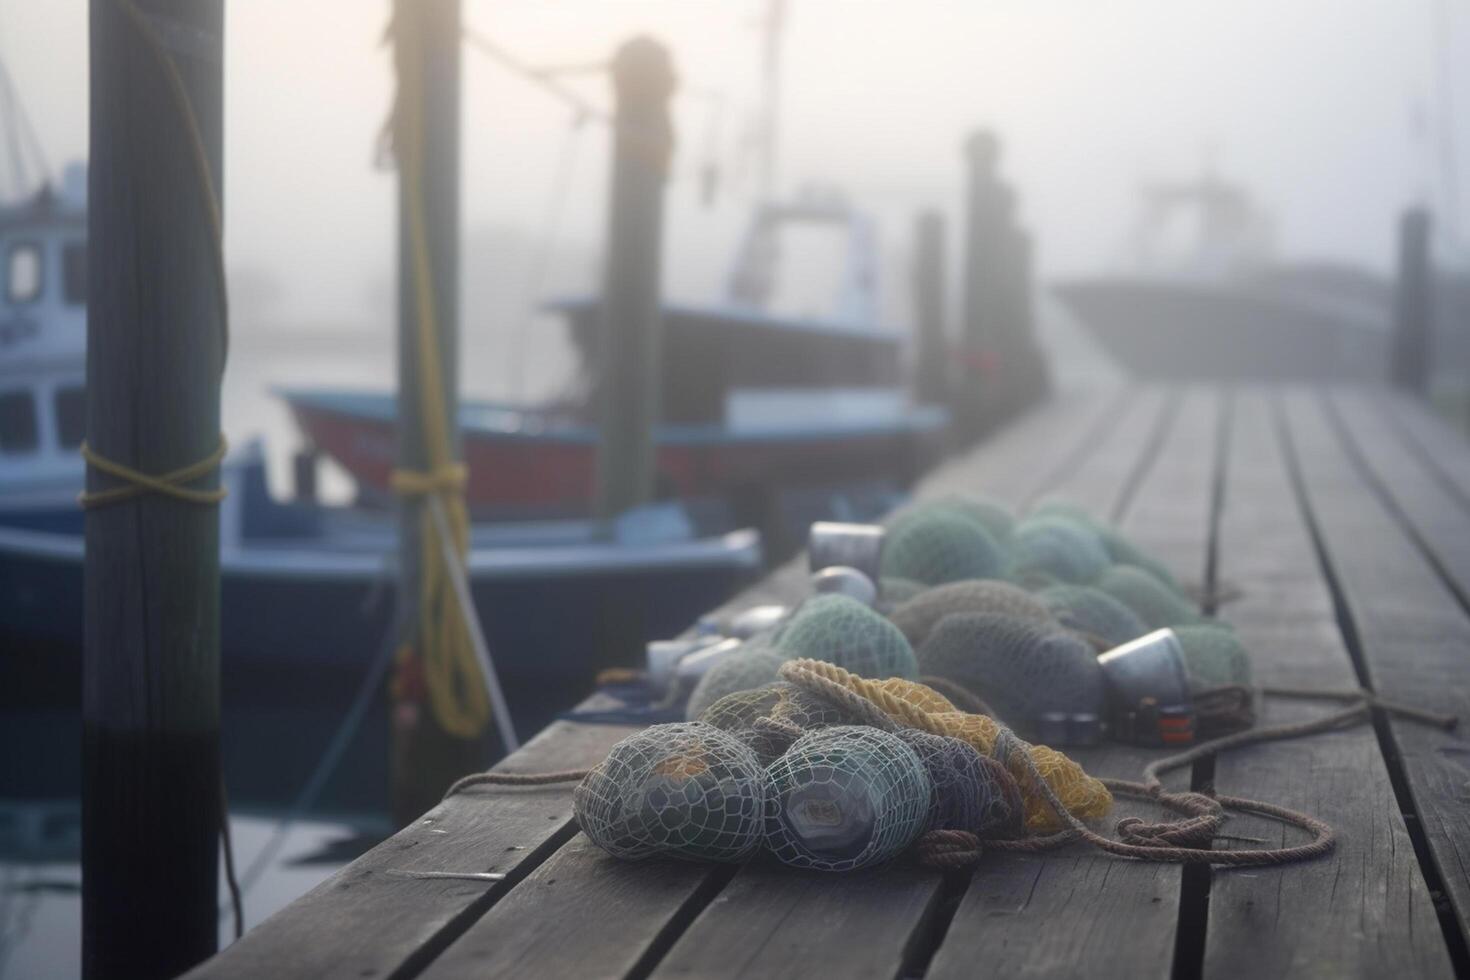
186,385,1470,979
929,386,1202,980
1200,390,1451,978
185,701,638,980
1281,390,1470,954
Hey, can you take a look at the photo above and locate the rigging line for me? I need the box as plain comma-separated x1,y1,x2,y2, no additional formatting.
461,25,609,124
506,113,588,402
235,571,405,898
0,59,33,197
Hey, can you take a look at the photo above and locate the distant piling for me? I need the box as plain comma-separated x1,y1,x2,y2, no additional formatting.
1390,206,1433,395
957,128,1046,437
594,37,676,520
83,0,225,976
912,210,949,406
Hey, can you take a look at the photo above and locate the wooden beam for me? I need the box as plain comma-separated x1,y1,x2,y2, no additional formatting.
595,37,675,519
912,209,948,407
83,1,225,975
390,0,481,827
1390,207,1433,394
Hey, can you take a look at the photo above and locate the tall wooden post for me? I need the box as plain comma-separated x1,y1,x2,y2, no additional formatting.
912,210,948,406
595,37,676,520
1390,206,1433,395
390,0,477,827
83,1,225,976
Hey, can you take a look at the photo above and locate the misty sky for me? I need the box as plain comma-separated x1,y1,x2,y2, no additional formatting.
3,0,1466,333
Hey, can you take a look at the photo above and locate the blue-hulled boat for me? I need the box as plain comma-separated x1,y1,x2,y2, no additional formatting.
0,171,761,822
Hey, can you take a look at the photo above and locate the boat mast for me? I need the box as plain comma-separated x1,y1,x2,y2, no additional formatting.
758,0,785,204
0,53,52,201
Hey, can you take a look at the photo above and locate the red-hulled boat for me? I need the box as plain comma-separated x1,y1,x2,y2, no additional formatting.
281,199,949,552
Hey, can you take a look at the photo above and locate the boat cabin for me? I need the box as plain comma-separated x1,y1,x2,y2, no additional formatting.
0,164,87,507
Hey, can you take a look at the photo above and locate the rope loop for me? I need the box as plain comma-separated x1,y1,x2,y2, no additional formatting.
78,437,229,509
390,463,468,496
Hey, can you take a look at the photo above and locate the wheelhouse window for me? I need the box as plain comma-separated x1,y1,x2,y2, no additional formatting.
54,386,86,449
0,390,39,453
6,242,42,304
62,242,86,306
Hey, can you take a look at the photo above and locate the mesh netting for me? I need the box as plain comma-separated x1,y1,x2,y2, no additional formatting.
764,726,932,871
778,662,1113,833
894,728,1025,838
574,722,768,863
878,576,929,611
887,579,1056,648
910,494,1017,544
777,594,919,679
1029,497,1096,526
915,612,1105,737
879,509,1007,586
686,644,790,721
1009,516,1113,585
1092,525,1184,594
1094,564,1200,629
1038,583,1149,651
1174,623,1252,690
698,680,855,763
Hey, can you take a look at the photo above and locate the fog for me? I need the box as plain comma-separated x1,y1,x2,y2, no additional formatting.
4,0,1466,365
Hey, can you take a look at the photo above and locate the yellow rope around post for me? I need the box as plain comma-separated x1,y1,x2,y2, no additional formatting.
387,4,492,742
78,437,229,509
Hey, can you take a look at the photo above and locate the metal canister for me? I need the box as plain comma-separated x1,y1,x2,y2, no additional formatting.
808,522,885,583
811,565,878,607
1097,629,1195,746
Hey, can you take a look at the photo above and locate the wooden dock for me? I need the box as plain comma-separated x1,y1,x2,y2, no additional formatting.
188,384,1470,979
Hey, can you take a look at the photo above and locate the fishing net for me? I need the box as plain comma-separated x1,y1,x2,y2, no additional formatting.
573,722,768,863
1029,497,1096,526
1174,623,1252,691
777,594,919,680
879,509,1007,586
1092,525,1184,594
765,726,932,871
894,728,1025,838
904,494,1017,544
1009,516,1112,585
1038,583,1149,651
777,660,1113,833
698,681,854,763
878,576,929,611
685,644,790,721
915,613,1105,738
887,579,1055,648
1094,564,1200,629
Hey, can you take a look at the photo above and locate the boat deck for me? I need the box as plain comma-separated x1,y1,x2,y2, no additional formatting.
187,384,1470,979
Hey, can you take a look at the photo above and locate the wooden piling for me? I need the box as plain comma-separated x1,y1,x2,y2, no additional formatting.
1390,206,1433,395
388,0,482,828
912,210,949,406
83,1,225,976
594,37,676,520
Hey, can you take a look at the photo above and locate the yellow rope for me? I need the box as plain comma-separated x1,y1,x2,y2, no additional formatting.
78,438,229,509
386,1,491,741
781,659,1113,832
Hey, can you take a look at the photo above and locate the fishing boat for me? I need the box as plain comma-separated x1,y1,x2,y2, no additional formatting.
1053,174,1394,381
0,168,761,818
283,194,948,554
